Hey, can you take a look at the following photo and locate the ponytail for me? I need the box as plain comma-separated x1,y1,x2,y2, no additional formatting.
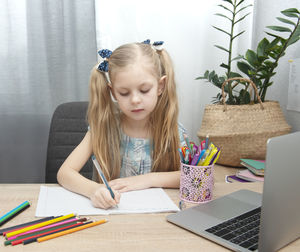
87,66,121,180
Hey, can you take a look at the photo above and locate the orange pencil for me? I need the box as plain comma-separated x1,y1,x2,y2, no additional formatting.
37,219,107,242
6,213,76,238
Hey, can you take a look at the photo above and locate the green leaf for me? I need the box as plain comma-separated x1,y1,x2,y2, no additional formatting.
257,38,269,58
281,8,300,18
287,26,300,46
204,70,209,78
237,61,252,76
232,55,244,61
265,32,284,40
236,4,253,15
218,4,233,14
232,30,245,40
208,71,216,82
281,8,300,14
245,49,258,67
220,63,229,69
222,0,233,5
276,17,296,26
228,72,242,78
234,13,251,25
212,26,231,36
215,13,232,22
267,26,292,32
236,0,245,7
239,89,251,104
214,45,230,53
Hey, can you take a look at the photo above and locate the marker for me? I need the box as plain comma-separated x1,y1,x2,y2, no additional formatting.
205,134,209,149
183,134,193,157
92,155,115,199
178,148,185,163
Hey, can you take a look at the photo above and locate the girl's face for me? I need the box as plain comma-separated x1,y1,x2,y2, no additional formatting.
111,63,165,125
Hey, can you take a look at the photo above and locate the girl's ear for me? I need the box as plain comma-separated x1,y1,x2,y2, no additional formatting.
158,75,166,96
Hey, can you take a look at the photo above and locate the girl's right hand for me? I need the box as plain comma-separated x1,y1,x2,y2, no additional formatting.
90,186,120,209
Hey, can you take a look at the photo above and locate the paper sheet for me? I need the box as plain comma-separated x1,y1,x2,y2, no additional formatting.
35,186,179,217
287,58,300,112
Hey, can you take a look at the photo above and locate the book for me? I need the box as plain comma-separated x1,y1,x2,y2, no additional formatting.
240,159,265,176
225,175,251,183
236,169,264,182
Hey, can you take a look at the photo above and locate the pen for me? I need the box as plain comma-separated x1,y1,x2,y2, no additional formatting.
92,155,115,199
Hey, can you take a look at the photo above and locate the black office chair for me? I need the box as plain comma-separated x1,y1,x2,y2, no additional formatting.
45,101,93,183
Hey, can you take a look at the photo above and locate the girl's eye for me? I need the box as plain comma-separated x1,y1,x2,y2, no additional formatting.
119,92,129,96
141,89,150,94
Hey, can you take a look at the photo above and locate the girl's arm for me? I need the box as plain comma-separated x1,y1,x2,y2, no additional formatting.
109,171,180,193
57,132,120,208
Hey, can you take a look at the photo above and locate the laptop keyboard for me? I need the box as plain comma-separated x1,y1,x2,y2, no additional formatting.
205,207,261,251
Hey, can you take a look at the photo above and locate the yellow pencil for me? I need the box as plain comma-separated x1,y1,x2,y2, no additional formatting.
5,213,76,238
37,219,107,242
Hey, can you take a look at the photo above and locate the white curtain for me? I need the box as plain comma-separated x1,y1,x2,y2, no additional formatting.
0,0,97,182
95,0,254,141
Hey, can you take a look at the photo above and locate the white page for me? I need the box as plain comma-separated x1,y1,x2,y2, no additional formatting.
287,58,300,112
35,186,179,217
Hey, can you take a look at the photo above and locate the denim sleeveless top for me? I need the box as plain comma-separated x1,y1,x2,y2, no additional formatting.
119,122,186,177
91,123,186,180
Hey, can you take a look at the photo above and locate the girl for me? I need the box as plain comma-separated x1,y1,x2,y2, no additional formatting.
57,40,186,209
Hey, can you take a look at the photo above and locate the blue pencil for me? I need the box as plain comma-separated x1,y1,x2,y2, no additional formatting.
91,155,115,199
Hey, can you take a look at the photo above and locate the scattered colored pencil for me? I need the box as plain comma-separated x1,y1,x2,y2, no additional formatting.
0,216,55,236
6,213,76,238
11,222,87,246
37,219,107,243
0,201,30,227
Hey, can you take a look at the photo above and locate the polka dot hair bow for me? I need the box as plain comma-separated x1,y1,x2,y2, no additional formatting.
97,49,112,72
142,39,164,51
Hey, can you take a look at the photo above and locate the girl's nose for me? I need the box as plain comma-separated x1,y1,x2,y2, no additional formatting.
131,92,141,104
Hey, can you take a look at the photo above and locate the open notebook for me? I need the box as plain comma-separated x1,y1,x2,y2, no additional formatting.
35,186,179,217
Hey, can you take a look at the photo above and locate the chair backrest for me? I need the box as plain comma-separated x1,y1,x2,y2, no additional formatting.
45,102,93,183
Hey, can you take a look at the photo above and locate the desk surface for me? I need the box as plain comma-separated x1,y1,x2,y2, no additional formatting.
1,165,299,252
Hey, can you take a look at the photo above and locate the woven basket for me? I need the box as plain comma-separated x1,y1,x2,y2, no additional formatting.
197,78,291,167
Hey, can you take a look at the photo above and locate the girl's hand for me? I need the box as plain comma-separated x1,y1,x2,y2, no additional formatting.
109,175,151,193
90,185,120,209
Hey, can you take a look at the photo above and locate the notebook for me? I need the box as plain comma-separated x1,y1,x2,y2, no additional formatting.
167,131,300,251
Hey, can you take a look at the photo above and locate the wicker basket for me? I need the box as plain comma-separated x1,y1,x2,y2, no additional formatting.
197,78,291,167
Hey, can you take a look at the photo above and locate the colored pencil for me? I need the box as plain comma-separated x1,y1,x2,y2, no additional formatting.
0,201,30,227
0,216,55,235
10,222,87,246
23,220,91,245
37,219,107,243
4,218,87,246
6,213,76,238
8,217,87,241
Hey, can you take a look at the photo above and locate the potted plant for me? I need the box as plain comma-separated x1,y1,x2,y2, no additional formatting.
196,0,300,166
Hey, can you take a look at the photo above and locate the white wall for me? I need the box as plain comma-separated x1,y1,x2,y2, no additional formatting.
252,0,300,131
95,0,254,142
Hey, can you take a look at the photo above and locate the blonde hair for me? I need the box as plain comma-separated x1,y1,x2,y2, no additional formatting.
87,42,180,180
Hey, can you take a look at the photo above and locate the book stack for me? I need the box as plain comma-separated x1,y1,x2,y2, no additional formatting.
240,159,265,176
225,159,265,183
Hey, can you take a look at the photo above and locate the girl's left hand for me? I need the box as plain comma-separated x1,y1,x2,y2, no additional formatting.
109,174,151,193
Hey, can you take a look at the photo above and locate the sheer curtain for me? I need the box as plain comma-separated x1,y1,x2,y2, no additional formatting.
95,0,254,142
0,0,97,182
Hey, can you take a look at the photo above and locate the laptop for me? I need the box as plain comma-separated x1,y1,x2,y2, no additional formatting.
167,132,300,251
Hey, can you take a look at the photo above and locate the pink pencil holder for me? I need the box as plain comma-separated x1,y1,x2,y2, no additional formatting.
180,162,214,203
